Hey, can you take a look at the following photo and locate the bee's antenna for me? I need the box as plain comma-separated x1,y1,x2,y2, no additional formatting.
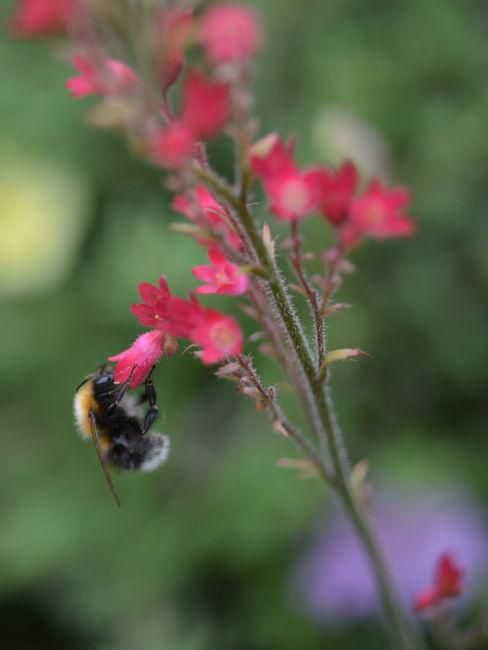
89,411,122,508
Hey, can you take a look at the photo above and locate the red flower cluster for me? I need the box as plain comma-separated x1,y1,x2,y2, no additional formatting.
152,72,230,168
66,55,138,99
109,277,243,387
414,553,463,613
251,134,415,244
12,0,78,37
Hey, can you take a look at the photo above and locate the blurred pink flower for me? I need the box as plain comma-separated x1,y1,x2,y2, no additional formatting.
152,71,230,168
344,180,415,245
158,7,193,93
200,3,262,64
66,55,138,98
251,134,323,221
316,161,358,225
12,0,78,37
414,553,463,612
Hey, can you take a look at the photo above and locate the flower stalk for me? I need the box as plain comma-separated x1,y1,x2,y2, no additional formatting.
197,164,424,650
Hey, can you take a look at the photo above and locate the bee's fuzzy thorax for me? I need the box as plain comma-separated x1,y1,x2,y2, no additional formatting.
73,379,98,440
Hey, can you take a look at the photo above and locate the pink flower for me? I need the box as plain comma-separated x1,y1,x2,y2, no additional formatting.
348,180,415,243
189,307,243,365
151,123,195,168
12,0,78,37
152,71,230,168
193,246,248,295
316,161,358,225
157,7,193,93
180,71,231,140
250,134,322,221
131,277,192,336
172,185,242,250
109,330,177,388
414,553,463,613
127,276,243,373
66,55,138,99
200,3,262,64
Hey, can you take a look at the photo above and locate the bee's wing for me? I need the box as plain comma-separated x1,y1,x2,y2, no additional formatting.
89,411,121,507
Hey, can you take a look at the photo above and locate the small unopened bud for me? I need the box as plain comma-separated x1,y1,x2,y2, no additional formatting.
248,331,266,343
289,283,306,296
164,335,178,356
325,348,370,364
240,303,259,320
321,302,352,317
249,132,279,159
276,457,319,479
258,343,276,358
240,385,261,400
170,222,208,238
262,223,275,261
215,361,242,379
351,459,370,506
273,419,289,437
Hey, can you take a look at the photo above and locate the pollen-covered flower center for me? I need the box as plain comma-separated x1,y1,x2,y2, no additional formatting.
364,200,386,226
215,270,230,286
280,177,310,213
210,320,237,351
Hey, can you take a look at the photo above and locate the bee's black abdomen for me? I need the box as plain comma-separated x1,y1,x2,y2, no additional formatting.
107,444,145,471
107,433,169,472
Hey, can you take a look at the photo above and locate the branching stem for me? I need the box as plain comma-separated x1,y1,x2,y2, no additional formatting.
196,163,425,650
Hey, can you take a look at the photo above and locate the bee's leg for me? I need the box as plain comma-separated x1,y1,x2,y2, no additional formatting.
109,365,137,409
136,366,156,404
141,376,159,434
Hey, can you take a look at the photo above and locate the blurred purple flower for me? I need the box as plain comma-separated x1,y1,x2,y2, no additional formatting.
292,488,488,623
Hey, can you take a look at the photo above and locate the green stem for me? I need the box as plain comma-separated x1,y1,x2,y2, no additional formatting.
196,165,425,650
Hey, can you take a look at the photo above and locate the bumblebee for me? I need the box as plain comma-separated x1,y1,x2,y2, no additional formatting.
73,365,169,506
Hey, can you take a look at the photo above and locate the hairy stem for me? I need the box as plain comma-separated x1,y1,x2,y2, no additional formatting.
196,164,425,650
289,220,326,369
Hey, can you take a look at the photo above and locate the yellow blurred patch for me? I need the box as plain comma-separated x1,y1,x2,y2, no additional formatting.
0,157,91,297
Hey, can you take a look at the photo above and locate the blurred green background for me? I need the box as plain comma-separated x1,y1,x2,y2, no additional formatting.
1,1,488,648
